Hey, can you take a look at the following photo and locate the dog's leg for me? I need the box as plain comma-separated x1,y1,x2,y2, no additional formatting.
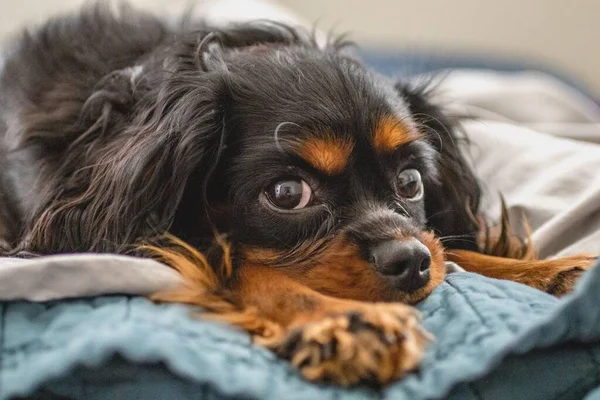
232,265,430,386
149,241,430,385
446,250,597,296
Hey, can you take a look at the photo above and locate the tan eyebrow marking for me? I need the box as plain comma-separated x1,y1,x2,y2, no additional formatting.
293,136,354,175
372,116,422,153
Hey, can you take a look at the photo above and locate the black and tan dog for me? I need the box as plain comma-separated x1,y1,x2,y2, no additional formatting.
0,4,595,386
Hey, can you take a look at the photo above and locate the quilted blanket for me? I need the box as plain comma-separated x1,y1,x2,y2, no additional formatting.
1,257,600,400
2,2,600,398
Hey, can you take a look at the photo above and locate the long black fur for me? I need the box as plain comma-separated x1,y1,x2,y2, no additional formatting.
0,4,482,262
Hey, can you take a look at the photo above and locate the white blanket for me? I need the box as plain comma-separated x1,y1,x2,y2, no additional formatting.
437,70,600,258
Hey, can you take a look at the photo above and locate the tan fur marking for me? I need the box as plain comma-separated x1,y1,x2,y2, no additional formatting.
244,231,445,304
145,235,432,385
475,196,537,260
294,136,354,175
373,116,422,153
144,236,283,344
446,250,597,296
235,264,430,385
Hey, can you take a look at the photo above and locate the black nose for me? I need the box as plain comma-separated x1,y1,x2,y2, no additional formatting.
370,239,431,291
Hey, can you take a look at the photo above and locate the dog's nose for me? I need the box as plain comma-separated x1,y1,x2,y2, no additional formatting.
370,239,431,291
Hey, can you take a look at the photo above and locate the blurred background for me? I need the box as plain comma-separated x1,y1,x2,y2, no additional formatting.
1,0,598,95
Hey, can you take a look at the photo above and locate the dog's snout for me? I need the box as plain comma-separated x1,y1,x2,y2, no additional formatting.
370,239,431,292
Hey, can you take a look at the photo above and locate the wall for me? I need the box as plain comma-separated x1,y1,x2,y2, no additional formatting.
1,0,598,94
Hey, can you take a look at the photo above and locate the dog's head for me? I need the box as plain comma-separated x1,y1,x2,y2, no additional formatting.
158,25,481,303
21,22,481,303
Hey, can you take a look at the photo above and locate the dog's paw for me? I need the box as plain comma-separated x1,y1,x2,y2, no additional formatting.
545,255,598,296
275,304,431,386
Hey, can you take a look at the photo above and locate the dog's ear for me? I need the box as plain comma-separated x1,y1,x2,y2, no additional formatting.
395,81,482,251
26,62,228,254
19,22,313,255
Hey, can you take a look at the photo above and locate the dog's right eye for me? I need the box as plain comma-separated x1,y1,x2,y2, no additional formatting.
397,169,423,201
265,178,313,210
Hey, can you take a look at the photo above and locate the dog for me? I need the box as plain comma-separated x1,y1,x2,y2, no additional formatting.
0,4,596,386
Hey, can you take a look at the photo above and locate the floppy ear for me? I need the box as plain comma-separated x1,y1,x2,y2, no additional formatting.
395,82,482,251
25,63,228,254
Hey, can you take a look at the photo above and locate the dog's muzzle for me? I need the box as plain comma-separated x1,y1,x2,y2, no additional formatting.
369,238,431,292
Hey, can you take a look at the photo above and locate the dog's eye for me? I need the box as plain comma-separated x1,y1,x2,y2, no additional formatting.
397,169,423,200
265,178,313,210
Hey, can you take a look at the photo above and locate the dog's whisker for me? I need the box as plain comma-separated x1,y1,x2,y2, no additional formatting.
424,207,459,221
273,121,301,153
438,234,474,240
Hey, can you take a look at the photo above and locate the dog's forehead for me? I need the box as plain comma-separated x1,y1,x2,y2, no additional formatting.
231,49,422,174
232,47,413,118
289,117,422,176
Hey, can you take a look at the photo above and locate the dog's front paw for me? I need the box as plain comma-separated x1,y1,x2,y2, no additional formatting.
545,256,598,296
275,304,431,386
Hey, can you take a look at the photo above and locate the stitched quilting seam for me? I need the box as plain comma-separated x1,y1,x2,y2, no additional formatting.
445,279,491,329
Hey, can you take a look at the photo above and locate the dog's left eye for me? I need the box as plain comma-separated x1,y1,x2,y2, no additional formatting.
397,169,423,200
265,178,313,210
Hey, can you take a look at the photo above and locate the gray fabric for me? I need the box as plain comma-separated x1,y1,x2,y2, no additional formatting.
0,254,181,301
436,69,600,258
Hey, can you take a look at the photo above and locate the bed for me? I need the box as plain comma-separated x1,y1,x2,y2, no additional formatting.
1,1,600,399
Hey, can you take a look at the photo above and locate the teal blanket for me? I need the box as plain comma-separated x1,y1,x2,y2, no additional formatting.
2,262,600,399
